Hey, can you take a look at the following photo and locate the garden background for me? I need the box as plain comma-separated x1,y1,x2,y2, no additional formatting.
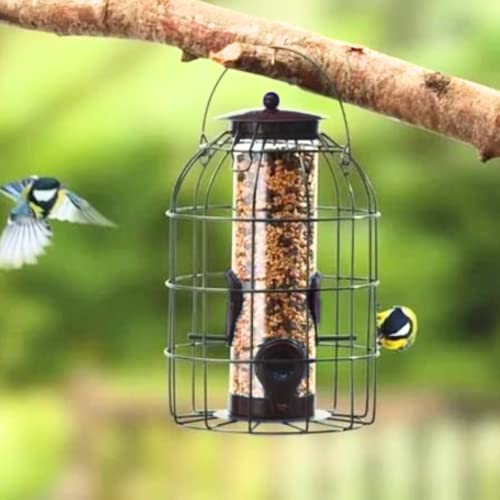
1,0,500,498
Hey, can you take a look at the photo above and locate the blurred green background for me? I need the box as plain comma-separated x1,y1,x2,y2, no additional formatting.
1,0,500,498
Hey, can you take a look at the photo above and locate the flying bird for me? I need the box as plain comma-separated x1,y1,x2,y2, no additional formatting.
377,305,418,352
0,176,115,269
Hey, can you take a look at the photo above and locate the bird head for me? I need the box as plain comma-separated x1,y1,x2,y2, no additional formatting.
30,177,61,203
377,306,418,351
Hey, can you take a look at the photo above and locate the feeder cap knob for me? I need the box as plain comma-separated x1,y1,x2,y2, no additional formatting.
263,92,280,110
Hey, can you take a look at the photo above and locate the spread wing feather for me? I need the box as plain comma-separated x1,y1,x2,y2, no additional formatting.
50,189,115,227
0,202,52,269
0,176,38,202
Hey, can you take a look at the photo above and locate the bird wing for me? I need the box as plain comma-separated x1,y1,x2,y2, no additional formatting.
49,189,115,227
0,201,52,270
0,176,38,202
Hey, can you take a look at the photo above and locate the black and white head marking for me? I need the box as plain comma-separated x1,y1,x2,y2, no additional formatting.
29,177,61,204
381,307,413,339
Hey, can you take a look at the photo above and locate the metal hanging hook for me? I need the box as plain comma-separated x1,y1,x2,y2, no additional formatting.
199,47,352,166
199,67,229,147
270,45,352,165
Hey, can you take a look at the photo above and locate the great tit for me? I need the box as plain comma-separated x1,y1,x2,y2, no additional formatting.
0,176,115,269
376,305,417,352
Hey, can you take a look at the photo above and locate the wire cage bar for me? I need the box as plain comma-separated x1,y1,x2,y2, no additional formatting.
166,123,380,434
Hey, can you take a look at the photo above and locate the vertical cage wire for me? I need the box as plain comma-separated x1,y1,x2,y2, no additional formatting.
165,132,380,434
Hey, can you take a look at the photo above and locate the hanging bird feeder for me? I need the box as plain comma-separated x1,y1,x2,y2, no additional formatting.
166,54,381,434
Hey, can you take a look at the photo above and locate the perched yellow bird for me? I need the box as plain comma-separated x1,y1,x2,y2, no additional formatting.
376,306,417,352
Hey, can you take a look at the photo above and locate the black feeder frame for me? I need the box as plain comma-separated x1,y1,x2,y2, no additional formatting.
166,51,380,434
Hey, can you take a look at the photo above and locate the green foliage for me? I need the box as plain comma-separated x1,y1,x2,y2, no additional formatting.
0,392,68,500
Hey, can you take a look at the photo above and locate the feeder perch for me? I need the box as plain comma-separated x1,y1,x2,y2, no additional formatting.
166,67,380,434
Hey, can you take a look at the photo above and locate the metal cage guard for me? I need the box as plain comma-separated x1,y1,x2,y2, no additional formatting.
166,52,380,435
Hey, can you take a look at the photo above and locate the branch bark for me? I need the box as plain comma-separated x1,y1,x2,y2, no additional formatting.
1,0,499,161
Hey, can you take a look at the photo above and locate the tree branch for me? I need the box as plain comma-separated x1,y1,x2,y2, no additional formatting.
1,0,499,161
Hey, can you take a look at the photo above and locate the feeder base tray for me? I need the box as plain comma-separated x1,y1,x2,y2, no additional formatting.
215,408,330,423
229,394,314,420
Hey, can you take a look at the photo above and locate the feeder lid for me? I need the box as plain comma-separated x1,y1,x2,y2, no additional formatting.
217,92,323,140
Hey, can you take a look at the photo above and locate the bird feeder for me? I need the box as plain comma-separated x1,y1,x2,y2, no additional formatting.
166,66,380,434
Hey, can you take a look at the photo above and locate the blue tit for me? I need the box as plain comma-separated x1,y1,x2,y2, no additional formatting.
376,306,417,352
0,176,115,269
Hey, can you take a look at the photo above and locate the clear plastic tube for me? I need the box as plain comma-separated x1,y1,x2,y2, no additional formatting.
230,143,318,401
